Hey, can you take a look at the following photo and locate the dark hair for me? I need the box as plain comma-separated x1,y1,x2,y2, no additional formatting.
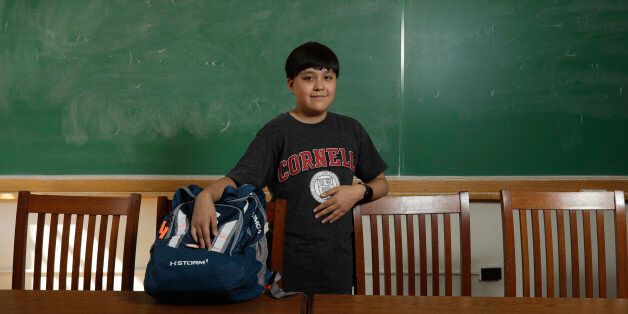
284,42,339,79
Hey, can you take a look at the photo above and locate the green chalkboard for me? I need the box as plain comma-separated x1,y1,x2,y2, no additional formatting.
1,1,627,176
402,0,628,175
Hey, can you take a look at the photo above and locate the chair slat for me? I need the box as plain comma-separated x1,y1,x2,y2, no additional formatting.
353,208,366,295
394,215,403,295
519,210,530,297
582,211,593,298
370,215,380,295
459,192,472,296
431,214,439,296
95,215,109,290
500,190,516,297
419,214,427,296
569,210,580,298
382,215,391,295
83,215,97,290
33,213,46,290
46,214,59,290
59,214,71,290
71,215,84,290
407,215,416,296
531,211,542,297
556,210,567,297
596,210,606,298
444,214,452,296
543,210,554,297
613,191,627,298
107,215,120,291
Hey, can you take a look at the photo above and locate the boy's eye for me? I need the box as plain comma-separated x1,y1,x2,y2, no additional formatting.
324,76,334,80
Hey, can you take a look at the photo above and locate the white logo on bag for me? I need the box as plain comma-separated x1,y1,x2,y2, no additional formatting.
253,214,262,234
169,259,209,267
309,170,340,203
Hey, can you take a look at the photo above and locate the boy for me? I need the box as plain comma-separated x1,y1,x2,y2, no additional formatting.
191,42,389,294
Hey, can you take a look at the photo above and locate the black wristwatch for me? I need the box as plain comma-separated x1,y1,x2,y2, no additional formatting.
359,183,373,204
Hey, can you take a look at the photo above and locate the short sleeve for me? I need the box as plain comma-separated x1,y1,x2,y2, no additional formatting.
226,133,275,188
354,124,388,182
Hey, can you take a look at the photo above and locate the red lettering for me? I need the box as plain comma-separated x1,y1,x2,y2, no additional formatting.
287,154,301,176
299,151,315,171
349,151,356,172
278,160,289,182
339,148,351,168
313,148,327,168
327,148,340,166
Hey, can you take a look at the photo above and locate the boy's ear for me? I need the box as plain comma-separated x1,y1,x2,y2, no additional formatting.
286,78,295,93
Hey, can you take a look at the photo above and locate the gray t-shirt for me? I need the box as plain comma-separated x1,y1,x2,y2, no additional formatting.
227,111,387,294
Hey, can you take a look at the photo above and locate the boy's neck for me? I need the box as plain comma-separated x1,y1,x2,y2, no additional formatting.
289,109,328,124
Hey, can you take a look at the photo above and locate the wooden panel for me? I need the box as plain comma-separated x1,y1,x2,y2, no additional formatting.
360,195,461,215
509,191,615,210
25,195,133,215
4,177,628,201
459,192,472,296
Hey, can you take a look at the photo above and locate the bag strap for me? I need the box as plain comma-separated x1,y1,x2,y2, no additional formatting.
265,272,297,299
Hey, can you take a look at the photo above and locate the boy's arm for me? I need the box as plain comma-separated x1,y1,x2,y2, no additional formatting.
313,172,389,224
191,176,237,249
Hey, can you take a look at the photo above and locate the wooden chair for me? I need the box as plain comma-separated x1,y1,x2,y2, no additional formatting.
156,196,287,275
12,191,141,291
500,190,627,298
353,193,471,296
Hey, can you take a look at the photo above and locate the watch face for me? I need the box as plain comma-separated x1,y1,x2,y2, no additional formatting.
363,184,373,201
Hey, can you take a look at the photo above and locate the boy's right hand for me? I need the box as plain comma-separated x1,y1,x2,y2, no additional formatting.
190,190,219,249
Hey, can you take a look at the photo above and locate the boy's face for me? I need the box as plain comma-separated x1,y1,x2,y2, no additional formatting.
287,68,337,116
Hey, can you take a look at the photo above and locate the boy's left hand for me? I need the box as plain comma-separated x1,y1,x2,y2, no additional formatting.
313,184,365,223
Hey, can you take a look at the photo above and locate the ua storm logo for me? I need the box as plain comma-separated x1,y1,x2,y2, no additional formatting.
309,170,340,203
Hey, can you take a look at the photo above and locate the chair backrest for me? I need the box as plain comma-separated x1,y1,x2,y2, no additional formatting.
12,191,141,291
156,196,287,275
500,190,627,298
353,193,471,296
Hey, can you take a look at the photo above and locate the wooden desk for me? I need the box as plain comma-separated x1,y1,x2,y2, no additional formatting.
311,294,628,314
0,290,306,313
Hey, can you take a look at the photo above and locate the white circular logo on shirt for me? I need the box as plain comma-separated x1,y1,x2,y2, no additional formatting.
309,170,340,203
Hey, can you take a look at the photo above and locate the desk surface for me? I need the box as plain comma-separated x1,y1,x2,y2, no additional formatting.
312,294,628,314
0,290,306,313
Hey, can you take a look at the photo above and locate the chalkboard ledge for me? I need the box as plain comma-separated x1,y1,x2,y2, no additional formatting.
0,176,627,201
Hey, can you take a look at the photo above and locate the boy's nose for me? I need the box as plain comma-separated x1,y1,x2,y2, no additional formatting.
313,79,325,90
